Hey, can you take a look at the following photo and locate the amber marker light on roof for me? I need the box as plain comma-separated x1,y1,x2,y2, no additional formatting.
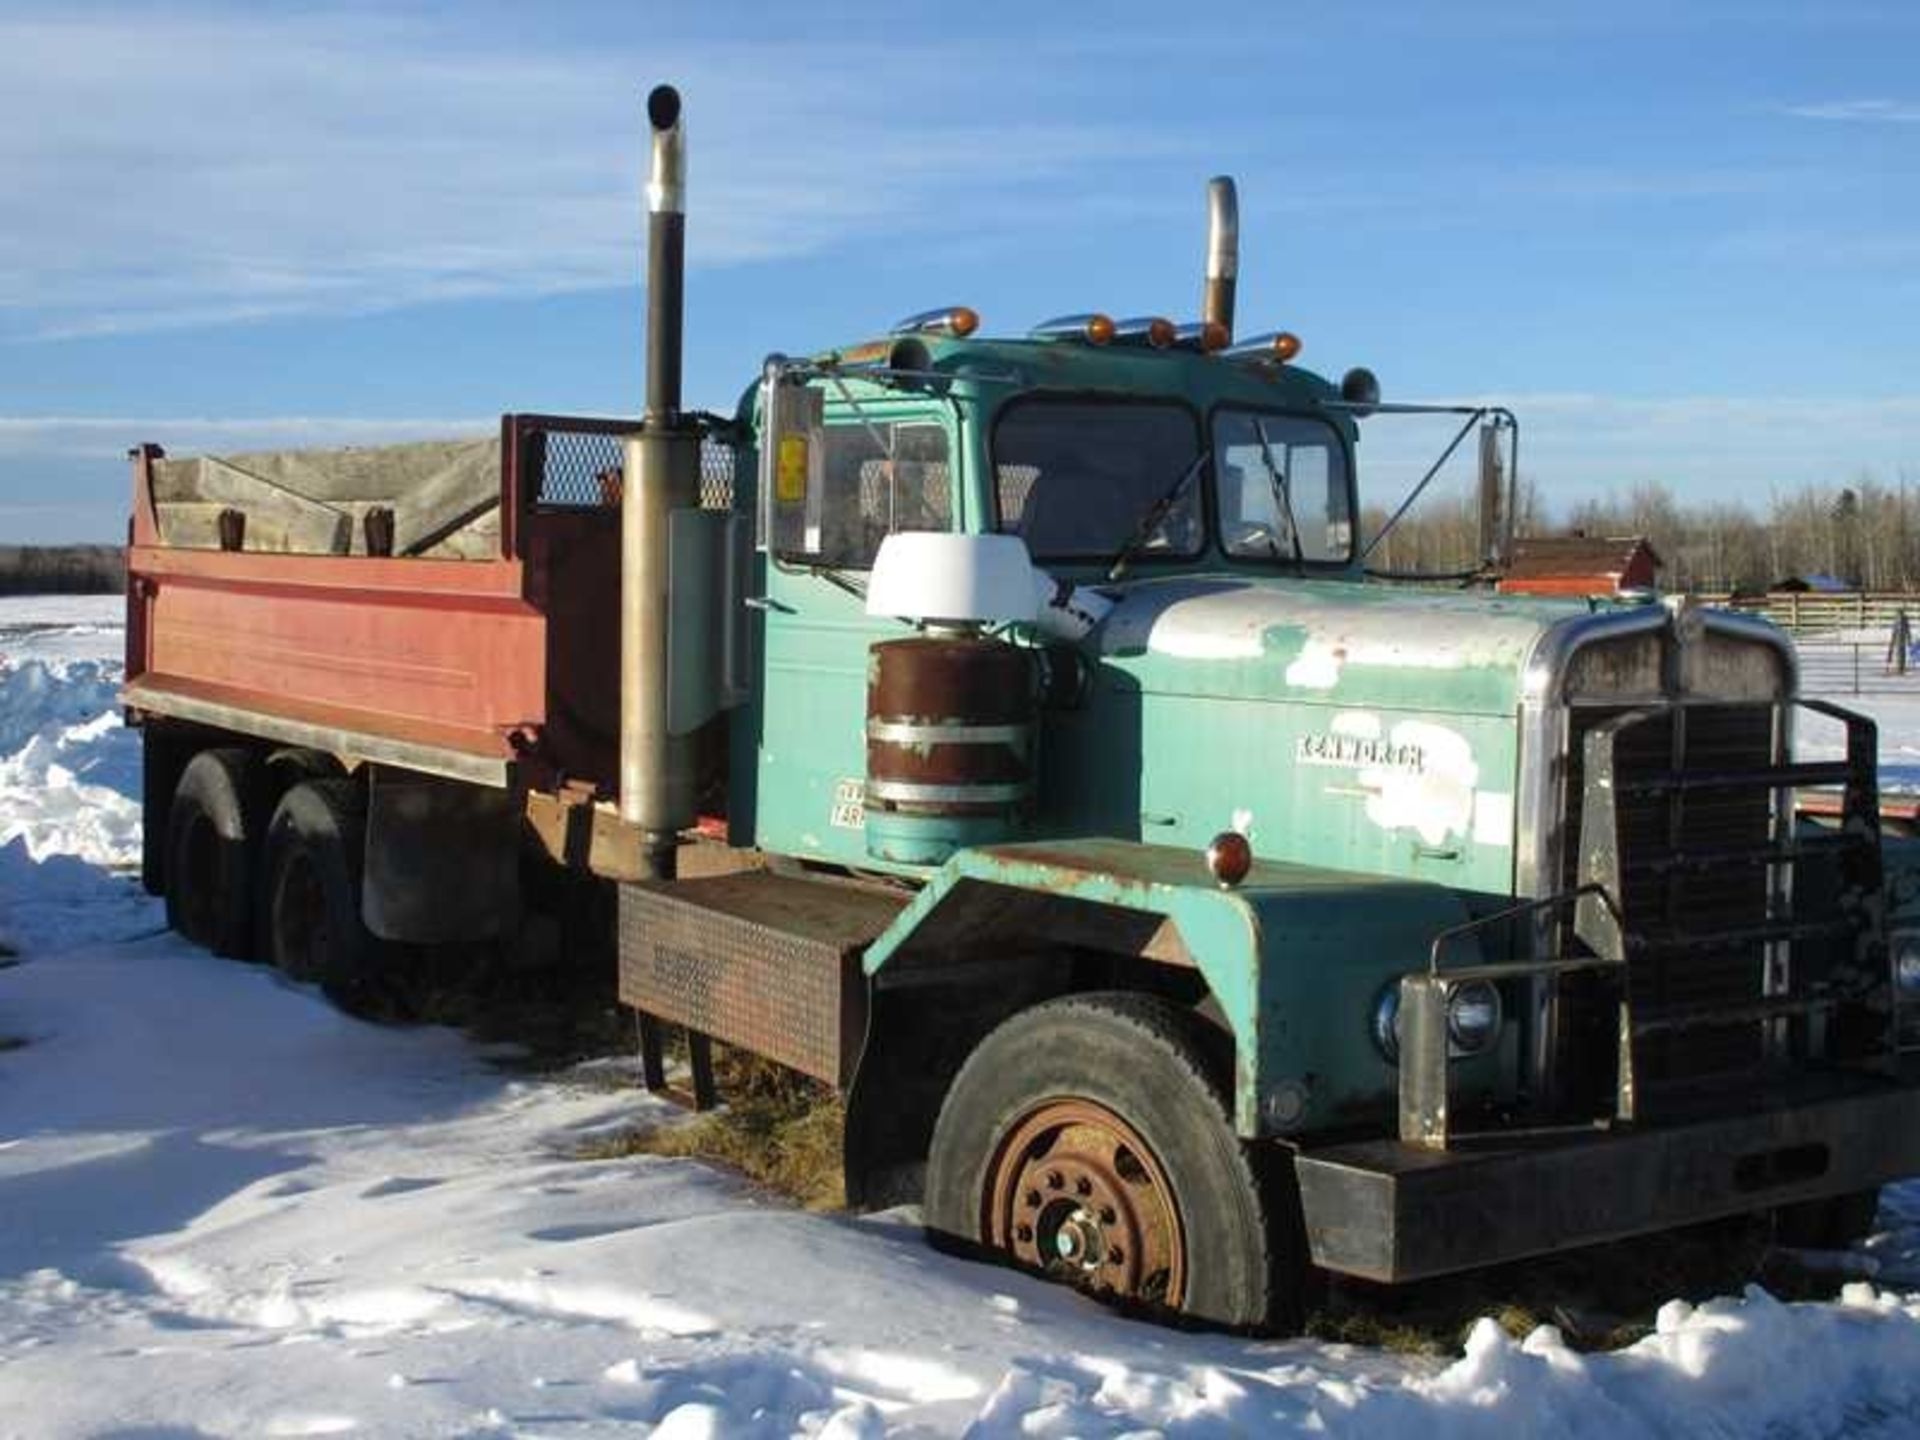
1029,313,1116,345
1114,316,1178,348
1224,330,1304,364
891,305,979,337
1175,320,1231,353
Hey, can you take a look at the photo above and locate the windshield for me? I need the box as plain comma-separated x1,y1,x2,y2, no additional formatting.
993,399,1204,562
1213,410,1354,565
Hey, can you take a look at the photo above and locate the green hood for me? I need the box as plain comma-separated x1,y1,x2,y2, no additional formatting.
1097,575,1584,717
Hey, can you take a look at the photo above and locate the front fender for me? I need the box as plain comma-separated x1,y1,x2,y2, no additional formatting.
864,837,1483,1137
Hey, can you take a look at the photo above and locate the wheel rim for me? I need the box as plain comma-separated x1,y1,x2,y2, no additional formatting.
983,1097,1186,1308
177,812,220,944
270,851,329,982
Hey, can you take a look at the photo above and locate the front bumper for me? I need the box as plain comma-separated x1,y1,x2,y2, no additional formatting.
1293,1073,1920,1283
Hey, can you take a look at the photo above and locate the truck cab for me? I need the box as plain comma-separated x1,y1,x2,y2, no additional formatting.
614,293,1920,1326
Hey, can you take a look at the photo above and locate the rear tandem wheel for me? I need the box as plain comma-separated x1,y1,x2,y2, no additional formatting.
259,778,406,1020
163,747,262,959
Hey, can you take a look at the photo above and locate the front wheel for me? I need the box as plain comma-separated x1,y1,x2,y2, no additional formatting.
923,991,1307,1332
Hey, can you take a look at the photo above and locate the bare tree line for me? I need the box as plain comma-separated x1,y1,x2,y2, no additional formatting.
1366,476,1920,594
0,546,125,595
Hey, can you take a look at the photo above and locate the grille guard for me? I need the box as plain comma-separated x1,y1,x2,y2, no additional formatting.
1399,698,1899,1151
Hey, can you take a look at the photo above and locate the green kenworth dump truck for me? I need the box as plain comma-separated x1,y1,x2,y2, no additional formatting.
128,86,1920,1332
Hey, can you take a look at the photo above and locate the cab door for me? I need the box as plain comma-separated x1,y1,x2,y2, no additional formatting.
751,403,960,868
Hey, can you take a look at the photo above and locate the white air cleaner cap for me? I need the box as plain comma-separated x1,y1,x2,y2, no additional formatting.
866,532,1039,626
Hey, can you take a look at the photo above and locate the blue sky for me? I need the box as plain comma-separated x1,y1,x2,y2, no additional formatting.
2,0,1917,540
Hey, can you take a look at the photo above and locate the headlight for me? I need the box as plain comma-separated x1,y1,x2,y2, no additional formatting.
1372,985,1402,1062
1895,933,1920,995
1446,980,1503,1054
1373,978,1506,1063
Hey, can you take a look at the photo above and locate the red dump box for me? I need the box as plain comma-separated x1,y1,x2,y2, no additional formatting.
125,415,730,794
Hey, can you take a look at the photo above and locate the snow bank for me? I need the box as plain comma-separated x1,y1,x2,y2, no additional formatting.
0,593,125,669
0,672,142,866
958,1291,1920,1437
0,628,147,952
0,836,156,955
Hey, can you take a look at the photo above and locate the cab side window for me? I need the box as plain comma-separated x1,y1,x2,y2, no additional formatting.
785,421,952,569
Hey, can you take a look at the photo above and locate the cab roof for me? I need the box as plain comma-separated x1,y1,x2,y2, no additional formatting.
811,333,1349,428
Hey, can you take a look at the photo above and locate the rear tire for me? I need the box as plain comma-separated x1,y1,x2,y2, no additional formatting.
163,747,261,958
259,779,407,1021
924,991,1308,1332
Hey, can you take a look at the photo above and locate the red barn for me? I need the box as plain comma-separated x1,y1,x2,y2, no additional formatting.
1496,535,1661,598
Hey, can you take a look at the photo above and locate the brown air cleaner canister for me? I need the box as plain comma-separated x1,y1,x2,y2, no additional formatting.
864,634,1035,865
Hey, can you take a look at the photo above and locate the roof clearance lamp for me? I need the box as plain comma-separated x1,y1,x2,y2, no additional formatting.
1225,330,1303,364
891,306,980,338
1030,313,1117,345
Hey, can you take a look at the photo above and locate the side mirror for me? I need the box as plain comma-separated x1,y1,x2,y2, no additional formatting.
757,358,824,554
1340,366,1380,419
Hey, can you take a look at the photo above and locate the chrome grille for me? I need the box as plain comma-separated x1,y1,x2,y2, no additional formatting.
1564,704,1776,1086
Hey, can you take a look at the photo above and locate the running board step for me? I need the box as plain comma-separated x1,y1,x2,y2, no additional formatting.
617,872,908,1087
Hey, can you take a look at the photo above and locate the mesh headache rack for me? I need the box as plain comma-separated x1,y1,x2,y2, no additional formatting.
505,413,738,514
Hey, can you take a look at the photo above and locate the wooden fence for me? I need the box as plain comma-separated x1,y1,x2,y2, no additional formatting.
1697,591,1920,637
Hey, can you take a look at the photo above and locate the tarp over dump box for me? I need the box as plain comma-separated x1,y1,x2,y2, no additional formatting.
151,437,504,559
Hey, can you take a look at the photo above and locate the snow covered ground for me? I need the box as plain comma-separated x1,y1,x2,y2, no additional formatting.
5,594,1920,1438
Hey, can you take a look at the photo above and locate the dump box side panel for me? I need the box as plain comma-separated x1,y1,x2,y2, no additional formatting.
126,434,549,781
126,544,547,779
124,414,709,794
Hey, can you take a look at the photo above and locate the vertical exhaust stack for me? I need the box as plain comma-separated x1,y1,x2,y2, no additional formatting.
1203,176,1239,343
643,84,686,423
621,84,700,879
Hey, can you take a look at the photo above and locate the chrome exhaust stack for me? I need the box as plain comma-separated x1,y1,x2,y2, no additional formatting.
643,84,686,423
1203,175,1238,343
621,84,700,878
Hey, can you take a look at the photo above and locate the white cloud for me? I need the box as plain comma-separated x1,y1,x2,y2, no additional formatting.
1783,99,1920,124
0,8,1177,340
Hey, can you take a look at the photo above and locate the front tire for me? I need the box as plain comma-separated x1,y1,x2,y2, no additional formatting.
924,991,1306,1332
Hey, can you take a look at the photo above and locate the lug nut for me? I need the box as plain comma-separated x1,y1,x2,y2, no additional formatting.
1024,1189,1041,1208
1016,1223,1034,1242
1099,1206,1117,1225
1108,1245,1125,1265
1075,1177,1093,1196
1046,1171,1064,1190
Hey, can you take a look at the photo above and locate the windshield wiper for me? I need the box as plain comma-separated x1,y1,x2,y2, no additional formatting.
808,563,866,599
1107,449,1210,582
1252,418,1305,572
